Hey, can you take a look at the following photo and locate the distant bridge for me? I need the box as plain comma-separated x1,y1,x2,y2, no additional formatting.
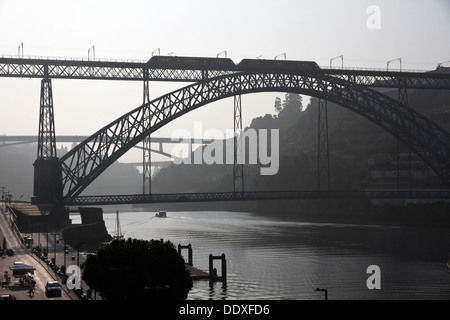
0,135,215,165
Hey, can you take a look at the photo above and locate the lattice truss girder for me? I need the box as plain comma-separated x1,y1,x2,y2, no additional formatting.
60,72,450,202
69,190,450,206
0,60,234,81
1,58,450,88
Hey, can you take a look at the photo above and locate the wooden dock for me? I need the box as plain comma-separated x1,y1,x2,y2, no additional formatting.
185,264,209,280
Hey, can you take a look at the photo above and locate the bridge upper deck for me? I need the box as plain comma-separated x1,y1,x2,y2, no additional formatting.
1,56,449,89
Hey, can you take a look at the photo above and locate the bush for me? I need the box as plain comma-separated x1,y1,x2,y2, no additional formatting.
82,238,192,300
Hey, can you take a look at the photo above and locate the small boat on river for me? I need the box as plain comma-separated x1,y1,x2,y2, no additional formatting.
155,211,167,218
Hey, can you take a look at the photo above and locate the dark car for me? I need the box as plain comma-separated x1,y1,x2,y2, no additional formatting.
45,281,62,297
6,249,14,256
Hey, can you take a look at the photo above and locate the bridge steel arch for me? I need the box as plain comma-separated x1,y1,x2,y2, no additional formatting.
60,71,450,203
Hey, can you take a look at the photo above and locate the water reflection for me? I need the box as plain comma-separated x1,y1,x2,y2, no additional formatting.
208,282,227,300
75,210,450,300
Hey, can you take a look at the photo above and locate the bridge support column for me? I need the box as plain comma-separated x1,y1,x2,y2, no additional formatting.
37,78,57,160
317,98,330,192
33,78,63,205
142,72,151,196
31,78,68,229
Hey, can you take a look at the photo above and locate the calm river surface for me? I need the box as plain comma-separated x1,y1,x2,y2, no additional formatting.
78,210,450,300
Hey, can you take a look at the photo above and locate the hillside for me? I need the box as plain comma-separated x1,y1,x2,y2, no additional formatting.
147,90,450,226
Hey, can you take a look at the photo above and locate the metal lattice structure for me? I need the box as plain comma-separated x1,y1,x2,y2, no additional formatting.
317,98,330,192
69,190,450,206
233,95,244,193
1,57,450,89
37,78,57,160
142,75,151,195
59,71,450,203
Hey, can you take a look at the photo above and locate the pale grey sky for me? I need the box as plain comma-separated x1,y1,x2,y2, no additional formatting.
0,0,449,162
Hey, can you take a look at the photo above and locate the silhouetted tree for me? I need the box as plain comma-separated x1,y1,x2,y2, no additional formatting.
82,238,192,300
279,93,303,117
274,96,282,115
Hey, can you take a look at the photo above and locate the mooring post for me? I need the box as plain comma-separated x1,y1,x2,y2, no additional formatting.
178,244,193,266
209,253,227,287
188,244,193,266
221,253,227,287
209,254,214,286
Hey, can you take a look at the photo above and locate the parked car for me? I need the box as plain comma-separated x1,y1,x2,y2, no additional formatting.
45,281,62,297
6,249,14,256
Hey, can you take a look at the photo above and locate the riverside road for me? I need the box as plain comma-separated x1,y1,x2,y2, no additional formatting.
0,202,78,300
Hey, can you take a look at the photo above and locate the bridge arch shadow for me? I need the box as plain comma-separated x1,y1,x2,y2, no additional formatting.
60,71,450,203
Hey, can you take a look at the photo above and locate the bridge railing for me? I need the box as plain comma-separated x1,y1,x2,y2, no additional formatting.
0,54,147,64
321,65,433,73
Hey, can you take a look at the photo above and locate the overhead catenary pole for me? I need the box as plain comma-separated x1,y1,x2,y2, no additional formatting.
317,98,330,193
88,46,95,61
234,95,244,193
330,55,343,69
142,68,151,196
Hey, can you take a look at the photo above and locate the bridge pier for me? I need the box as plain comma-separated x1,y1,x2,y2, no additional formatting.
29,78,69,229
33,78,63,205
32,159,63,205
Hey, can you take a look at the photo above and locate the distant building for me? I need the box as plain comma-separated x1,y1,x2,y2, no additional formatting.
365,152,447,206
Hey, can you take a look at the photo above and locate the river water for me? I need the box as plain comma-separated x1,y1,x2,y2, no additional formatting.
76,210,450,300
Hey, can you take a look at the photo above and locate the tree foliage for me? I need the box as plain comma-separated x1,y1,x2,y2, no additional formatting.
82,238,193,300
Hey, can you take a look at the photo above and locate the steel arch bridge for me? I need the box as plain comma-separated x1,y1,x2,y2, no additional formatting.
60,70,450,204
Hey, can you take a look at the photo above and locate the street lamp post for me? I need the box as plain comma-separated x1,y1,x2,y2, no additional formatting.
53,233,60,264
46,228,49,261
63,239,67,272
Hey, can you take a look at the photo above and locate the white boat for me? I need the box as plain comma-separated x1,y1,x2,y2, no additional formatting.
155,211,167,218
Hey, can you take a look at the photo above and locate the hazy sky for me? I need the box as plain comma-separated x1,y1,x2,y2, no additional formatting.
0,0,449,162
